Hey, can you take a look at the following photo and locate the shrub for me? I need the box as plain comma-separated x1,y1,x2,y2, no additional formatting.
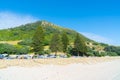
0,43,17,54
86,52,94,56
18,39,32,46
107,52,118,56
93,42,99,45
37,50,51,55
100,52,107,56
67,54,71,58
94,51,101,57
44,50,51,55
16,46,30,55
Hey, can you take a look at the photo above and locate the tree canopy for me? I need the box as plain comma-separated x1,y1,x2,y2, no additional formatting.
61,32,69,53
49,33,62,55
32,26,44,54
74,33,87,56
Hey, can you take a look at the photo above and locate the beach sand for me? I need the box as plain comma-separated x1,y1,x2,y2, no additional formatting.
0,57,120,80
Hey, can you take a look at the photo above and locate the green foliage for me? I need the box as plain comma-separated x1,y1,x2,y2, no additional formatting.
66,46,79,56
93,42,99,45
93,51,101,57
50,33,62,55
0,43,30,55
44,50,51,55
107,52,118,56
18,39,32,46
99,43,109,47
67,54,71,58
100,52,108,56
32,26,45,54
16,46,29,55
61,32,69,52
0,20,119,57
93,51,108,57
104,46,120,55
86,47,108,57
74,33,87,56
0,43,16,54
66,46,73,54
38,51,46,55
86,52,94,56
38,50,51,55
0,21,90,46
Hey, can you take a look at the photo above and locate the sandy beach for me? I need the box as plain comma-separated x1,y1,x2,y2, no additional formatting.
0,57,120,80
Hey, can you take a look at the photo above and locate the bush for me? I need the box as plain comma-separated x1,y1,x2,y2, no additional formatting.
94,51,101,57
94,51,108,57
44,50,51,55
37,50,51,55
104,46,120,56
38,51,45,55
66,46,73,54
107,52,118,56
0,43,17,54
93,42,99,45
100,52,107,56
16,46,30,55
18,39,32,46
99,43,108,46
67,54,71,58
86,52,94,56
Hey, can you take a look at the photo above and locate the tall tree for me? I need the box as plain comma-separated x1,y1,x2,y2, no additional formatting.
74,33,87,56
32,26,44,54
50,33,62,55
61,32,69,53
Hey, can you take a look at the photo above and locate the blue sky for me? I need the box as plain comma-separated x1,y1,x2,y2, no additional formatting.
0,0,120,45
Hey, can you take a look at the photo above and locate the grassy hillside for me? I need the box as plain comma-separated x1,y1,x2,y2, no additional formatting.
0,20,90,44
0,20,108,51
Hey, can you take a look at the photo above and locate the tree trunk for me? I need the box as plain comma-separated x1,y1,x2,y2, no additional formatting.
55,51,57,56
78,52,79,56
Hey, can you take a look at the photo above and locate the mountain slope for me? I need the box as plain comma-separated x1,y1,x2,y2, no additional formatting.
0,20,91,43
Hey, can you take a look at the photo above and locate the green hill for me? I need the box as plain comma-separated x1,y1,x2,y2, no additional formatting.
0,20,91,45
0,20,120,56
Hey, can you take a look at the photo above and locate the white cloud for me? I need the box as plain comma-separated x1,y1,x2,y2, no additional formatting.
81,32,113,45
0,11,38,29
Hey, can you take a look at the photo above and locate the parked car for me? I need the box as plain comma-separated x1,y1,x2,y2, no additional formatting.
3,57,13,59
0,54,4,59
16,55,32,59
59,54,67,58
48,54,56,58
9,55,18,59
38,55,48,59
